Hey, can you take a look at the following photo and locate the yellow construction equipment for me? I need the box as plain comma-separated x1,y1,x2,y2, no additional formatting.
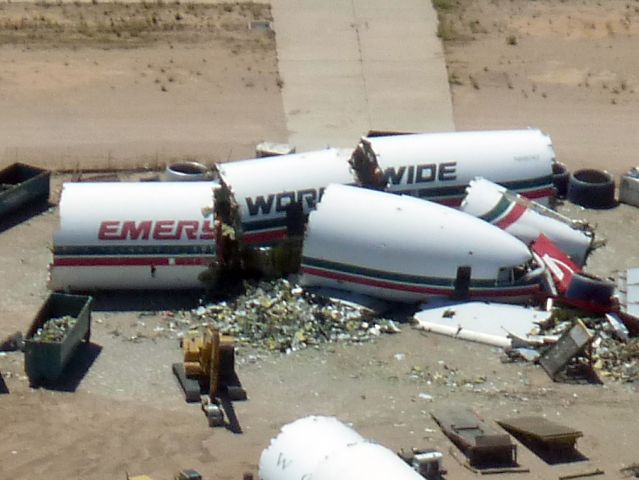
182,327,236,399
173,327,246,428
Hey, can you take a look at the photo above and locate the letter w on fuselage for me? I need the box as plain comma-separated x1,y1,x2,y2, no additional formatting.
245,188,324,217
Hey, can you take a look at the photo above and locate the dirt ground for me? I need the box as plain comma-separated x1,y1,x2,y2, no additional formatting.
0,1,287,169
438,0,639,176
2,1,639,480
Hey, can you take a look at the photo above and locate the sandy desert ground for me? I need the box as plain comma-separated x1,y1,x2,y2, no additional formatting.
0,1,287,169
2,1,639,480
439,0,639,176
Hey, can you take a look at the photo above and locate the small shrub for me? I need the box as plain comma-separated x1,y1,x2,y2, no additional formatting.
469,74,479,90
432,0,455,11
437,19,459,41
469,19,486,34
448,71,463,86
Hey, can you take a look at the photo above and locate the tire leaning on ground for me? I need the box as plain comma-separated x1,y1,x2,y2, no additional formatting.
565,273,615,307
567,168,616,209
552,162,570,198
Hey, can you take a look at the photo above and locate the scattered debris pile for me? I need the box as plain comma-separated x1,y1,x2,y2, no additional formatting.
593,337,639,381
520,309,639,382
188,279,400,353
31,315,77,342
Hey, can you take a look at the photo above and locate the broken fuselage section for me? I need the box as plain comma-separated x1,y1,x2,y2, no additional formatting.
350,129,556,206
461,178,594,266
49,182,217,290
213,130,557,279
212,148,355,276
49,129,558,292
300,184,546,303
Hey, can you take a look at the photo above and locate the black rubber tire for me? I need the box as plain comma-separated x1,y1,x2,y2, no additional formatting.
567,169,616,209
552,162,570,198
565,273,614,306
165,162,210,181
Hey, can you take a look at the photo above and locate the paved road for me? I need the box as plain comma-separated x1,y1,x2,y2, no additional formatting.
270,0,455,151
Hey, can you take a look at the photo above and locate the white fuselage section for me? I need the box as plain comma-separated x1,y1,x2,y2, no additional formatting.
362,129,555,206
49,182,216,290
301,184,544,303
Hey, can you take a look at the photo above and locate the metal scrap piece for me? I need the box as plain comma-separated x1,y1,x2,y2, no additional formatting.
497,416,582,451
31,315,78,343
539,319,594,380
558,469,604,480
431,408,517,467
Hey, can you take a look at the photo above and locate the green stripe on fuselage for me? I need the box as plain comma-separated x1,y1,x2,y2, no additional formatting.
479,195,513,223
302,256,499,288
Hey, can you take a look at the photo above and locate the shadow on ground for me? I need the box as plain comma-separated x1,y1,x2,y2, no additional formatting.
0,372,8,394
0,200,52,234
555,363,603,386
32,342,102,393
509,433,589,465
90,291,203,312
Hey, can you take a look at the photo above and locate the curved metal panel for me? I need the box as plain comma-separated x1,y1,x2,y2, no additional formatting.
301,184,541,303
359,129,555,205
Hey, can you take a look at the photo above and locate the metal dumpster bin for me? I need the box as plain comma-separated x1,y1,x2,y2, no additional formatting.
24,293,93,385
0,162,50,219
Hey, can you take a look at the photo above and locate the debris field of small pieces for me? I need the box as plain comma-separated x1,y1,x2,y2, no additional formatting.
168,279,401,353
31,315,77,343
519,310,639,382
140,277,639,383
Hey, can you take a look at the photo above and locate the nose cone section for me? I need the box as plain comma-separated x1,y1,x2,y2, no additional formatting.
304,184,532,281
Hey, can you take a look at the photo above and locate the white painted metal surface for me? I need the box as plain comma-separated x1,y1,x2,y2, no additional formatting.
413,302,552,348
357,129,555,205
255,142,296,158
617,268,639,318
312,442,424,480
49,181,216,290
461,178,593,266
259,416,365,480
259,416,423,480
216,148,355,245
619,170,639,207
301,184,544,303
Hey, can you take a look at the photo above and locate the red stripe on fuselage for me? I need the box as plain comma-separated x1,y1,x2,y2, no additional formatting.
496,203,527,229
521,187,556,200
241,228,288,244
301,266,538,298
53,257,213,267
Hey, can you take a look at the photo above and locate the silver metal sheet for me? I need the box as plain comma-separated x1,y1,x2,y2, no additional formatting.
627,304,639,317
539,319,594,379
413,302,550,348
626,268,639,286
